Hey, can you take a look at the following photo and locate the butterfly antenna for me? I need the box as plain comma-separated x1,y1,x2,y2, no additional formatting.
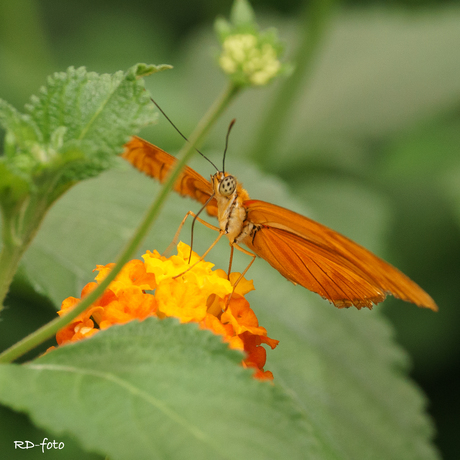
150,98,219,171
222,119,236,173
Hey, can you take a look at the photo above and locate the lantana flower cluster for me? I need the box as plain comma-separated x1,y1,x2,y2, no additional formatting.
53,242,278,380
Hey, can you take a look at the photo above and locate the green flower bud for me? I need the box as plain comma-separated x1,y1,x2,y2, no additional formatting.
219,34,282,86
215,0,290,88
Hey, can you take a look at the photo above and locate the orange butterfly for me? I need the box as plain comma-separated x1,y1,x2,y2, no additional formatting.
122,136,437,311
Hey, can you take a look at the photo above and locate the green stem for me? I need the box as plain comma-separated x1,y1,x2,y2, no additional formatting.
0,199,32,309
192,82,241,147
251,0,337,165
0,81,240,364
0,245,26,310
0,180,72,308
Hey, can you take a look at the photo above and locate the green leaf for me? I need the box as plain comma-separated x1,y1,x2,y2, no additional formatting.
1,64,170,185
134,63,172,78
0,405,103,460
0,318,334,460
20,64,166,181
253,280,438,460
0,63,171,199
0,99,42,148
28,65,153,145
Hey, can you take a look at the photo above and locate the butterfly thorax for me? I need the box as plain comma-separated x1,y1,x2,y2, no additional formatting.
212,172,253,244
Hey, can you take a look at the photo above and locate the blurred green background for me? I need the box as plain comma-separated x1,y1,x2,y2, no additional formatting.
1,0,459,458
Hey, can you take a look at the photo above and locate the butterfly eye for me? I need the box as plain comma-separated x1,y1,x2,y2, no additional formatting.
219,175,236,196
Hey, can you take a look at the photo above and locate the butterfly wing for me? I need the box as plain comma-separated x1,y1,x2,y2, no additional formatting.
243,200,437,310
122,136,218,217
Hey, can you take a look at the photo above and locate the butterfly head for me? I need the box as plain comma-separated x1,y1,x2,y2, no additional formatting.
212,172,237,197
208,118,238,198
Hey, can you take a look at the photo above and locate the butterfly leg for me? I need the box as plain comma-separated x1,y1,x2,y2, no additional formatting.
163,210,221,256
232,244,257,281
227,245,235,278
224,244,257,308
172,230,226,279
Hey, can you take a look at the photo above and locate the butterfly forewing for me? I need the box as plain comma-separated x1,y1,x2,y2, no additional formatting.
122,136,218,217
